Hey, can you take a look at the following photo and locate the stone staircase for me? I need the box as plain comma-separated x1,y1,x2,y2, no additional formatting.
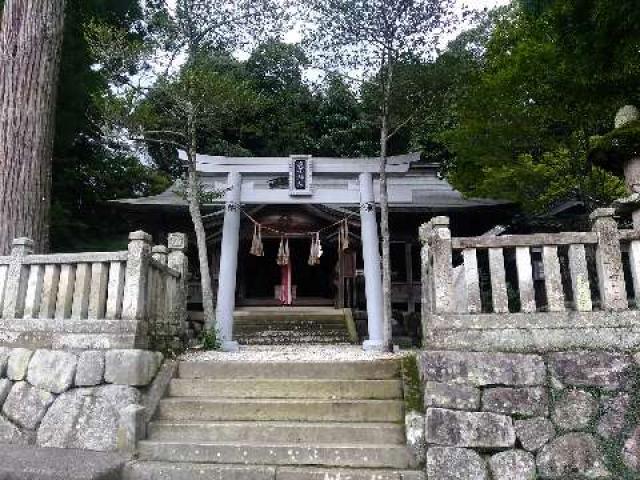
124,359,424,479
232,307,357,345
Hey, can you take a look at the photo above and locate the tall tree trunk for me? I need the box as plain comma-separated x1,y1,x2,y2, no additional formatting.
0,0,66,254
379,61,393,350
186,111,217,332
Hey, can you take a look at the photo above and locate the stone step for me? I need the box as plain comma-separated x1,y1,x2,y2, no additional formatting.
168,378,403,399
178,361,400,380
156,398,404,422
137,442,417,469
234,309,347,322
234,329,350,338
0,444,125,480
233,323,349,335
123,462,275,480
234,318,347,327
147,420,406,444
236,335,352,346
276,466,425,480
124,461,425,480
233,329,350,337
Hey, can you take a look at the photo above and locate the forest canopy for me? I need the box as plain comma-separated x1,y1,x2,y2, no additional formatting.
9,0,637,249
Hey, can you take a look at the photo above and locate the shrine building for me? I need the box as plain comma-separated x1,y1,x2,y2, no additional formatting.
115,153,512,350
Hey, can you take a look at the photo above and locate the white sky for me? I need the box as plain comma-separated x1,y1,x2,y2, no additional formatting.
280,0,512,45
159,0,513,75
164,0,512,46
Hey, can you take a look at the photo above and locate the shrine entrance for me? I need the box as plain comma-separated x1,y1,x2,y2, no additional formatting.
240,237,338,306
233,205,347,307
186,152,420,351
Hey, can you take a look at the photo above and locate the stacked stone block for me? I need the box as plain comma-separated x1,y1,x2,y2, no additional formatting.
419,350,640,479
0,346,162,452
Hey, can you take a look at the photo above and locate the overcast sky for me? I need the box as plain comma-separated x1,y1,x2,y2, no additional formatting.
159,0,513,74
466,0,511,10
165,0,513,44
281,0,513,45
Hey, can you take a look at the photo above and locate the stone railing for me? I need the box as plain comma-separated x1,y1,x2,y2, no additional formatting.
0,231,188,351
420,208,640,352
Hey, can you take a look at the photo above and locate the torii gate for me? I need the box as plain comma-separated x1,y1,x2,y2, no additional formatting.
181,152,421,351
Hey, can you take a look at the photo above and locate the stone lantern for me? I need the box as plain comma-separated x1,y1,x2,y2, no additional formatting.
616,105,640,192
589,105,640,226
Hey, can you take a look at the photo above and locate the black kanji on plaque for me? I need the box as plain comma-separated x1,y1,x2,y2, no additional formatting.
294,159,307,190
289,155,312,196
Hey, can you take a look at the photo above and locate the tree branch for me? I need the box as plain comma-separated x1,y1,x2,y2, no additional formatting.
387,114,415,141
133,135,187,150
143,129,188,140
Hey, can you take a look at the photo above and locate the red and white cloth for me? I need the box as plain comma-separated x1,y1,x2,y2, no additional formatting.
277,237,292,305
279,262,293,305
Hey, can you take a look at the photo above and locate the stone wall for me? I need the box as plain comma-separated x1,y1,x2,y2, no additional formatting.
418,350,640,479
0,347,165,452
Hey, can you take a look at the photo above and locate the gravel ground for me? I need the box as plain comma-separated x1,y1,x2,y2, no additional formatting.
180,345,410,363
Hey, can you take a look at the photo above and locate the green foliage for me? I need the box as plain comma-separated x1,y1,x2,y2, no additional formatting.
50,0,167,251
315,76,378,157
452,145,626,215
354,9,498,160
241,41,320,156
439,1,639,215
590,120,640,175
45,0,640,241
200,327,222,351
247,40,310,94
523,0,640,90
51,142,170,250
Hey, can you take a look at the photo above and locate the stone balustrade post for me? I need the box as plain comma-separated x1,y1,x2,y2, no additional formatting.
122,231,152,321
152,245,168,265
168,233,189,336
151,245,169,332
2,238,34,319
419,224,434,343
167,233,188,279
117,404,146,453
421,217,454,314
419,224,433,317
591,208,628,311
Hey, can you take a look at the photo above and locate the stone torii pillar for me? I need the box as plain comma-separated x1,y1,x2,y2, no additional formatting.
216,171,242,351
358,172,385,351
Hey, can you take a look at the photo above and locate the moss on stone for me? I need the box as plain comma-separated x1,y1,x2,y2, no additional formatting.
401,353,424,413
590,120,640,175
600,364,640,479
